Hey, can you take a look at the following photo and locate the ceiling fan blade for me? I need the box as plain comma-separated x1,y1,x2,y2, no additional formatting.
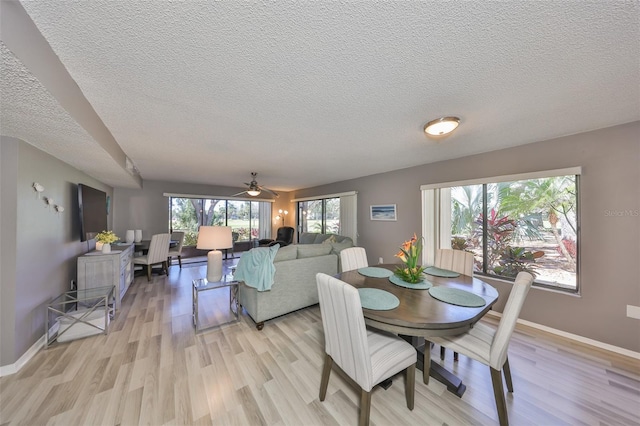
231,190,249,197
260,187,279,197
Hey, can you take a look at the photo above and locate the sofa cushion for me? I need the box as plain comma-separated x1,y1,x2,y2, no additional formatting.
314,234,332,244
299,232,317,244
333,235,353,244
297,244,332,258
330,240,354,255
274,245,297,262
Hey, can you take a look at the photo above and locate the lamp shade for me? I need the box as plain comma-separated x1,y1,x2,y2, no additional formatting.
197,226,233,283
196,226,233,250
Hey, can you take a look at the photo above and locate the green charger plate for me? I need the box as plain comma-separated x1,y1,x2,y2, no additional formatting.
358,288,400,310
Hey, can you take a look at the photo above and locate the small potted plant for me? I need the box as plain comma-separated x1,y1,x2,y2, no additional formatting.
95,230,119,253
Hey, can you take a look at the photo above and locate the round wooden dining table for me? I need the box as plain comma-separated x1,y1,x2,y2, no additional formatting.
133,239,178,254
337,264,499,397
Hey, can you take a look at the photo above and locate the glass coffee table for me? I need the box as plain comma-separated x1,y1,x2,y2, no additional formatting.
192,275,240,332
46,285,115,347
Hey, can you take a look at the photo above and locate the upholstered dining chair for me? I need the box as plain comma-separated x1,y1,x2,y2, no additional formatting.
316,273,417,426
340,246,369,272
434,248,475,276
435,248,475,360
133,233,171,281
167,231,185,268
425,271,534,426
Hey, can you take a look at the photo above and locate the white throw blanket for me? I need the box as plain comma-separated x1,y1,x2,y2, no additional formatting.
234,244,279,291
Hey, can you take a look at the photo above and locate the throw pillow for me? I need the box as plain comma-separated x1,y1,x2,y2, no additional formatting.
274,245,297,262
330,241,354,255
299,232,317,244
322,235,337,244
297,244,332,258
314,234,331,244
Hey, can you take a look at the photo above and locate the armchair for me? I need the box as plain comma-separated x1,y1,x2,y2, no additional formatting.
258,226,295,247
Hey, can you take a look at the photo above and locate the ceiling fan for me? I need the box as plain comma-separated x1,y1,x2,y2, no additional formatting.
232,172,279,198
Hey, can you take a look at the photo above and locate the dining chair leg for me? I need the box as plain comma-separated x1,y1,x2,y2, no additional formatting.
405,364,415,410
440,346,446,360
359,389,371,426
503,357,514,392
146,265,152,281
178,255,182,268
319,354,332,400
490,367,509,426
163,261,168,275
423,342,431,385
454,351,459,361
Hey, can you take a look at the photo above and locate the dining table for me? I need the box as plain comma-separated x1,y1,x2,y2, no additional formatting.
337,264,499,397
133,239,178,254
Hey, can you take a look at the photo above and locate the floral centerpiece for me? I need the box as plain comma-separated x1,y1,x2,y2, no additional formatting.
394,233,426,283
95,230,119,244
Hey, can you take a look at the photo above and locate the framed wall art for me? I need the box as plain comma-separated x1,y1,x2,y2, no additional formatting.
370,204,397,221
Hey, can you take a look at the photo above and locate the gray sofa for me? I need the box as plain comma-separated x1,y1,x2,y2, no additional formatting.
298,232,353,247
239,238,353,329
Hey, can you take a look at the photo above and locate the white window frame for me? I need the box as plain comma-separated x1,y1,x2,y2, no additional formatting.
421,167,581,293
292,191,358,245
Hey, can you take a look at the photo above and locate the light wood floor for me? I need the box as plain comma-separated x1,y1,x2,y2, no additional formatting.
1,261,639,425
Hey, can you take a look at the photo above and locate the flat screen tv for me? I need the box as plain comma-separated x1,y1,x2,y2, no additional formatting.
78,184,108,241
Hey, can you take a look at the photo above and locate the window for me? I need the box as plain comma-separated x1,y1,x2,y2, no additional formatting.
293,191,358,244
169,197,270,246
298,198,339,234
422,169,579,292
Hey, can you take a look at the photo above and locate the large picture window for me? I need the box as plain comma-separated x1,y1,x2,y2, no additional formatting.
293,191,358,245
423,169,579,292
169,197,269,247
298,198,340,234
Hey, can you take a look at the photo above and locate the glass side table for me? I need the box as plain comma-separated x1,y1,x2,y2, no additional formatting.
46,285,115,347
192,275,240,333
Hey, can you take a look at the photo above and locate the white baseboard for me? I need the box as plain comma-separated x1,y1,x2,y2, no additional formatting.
486,311,640,360
0,334,45,377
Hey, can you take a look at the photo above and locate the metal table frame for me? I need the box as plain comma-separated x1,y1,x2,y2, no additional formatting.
46,285,115,347
192,275,240,332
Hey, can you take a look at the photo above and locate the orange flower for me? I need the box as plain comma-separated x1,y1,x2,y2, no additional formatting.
394,233,426,284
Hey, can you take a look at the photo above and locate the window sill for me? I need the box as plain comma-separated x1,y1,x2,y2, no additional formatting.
478,273,581,297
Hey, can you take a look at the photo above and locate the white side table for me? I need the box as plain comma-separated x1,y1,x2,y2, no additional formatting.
192,275,240,332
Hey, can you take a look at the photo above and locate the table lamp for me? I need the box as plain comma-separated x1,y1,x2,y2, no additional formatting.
196,226,233,282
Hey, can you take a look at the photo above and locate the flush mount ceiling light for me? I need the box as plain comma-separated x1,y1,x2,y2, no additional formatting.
424,116,460,137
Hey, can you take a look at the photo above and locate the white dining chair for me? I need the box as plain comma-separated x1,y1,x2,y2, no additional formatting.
133,233,171,281
167,231,185,268
316,272,416,426
340,246,368,272
434,248,475,276
425,271,534,426
435,248,475,360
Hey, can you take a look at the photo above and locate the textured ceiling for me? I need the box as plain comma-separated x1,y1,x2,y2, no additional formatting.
2,1,639,191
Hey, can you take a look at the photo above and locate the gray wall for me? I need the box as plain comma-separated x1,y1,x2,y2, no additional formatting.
292,122,640,352
0,137,113,366
4,122,637,367
112,180,290,241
